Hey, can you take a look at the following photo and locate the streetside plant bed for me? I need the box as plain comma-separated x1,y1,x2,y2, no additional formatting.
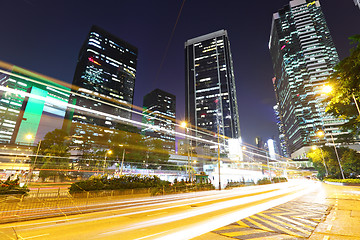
69,174,215,196
324,178,360,186
0,178,29,195
69,174,169,193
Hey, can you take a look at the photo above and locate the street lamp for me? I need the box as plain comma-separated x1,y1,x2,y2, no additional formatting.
119,145,126,175
103,150,112,175
311,145,329,176
217,125,221,190
180,121,191,182
322,85,360,116
316,130,345,179
25,135,41,184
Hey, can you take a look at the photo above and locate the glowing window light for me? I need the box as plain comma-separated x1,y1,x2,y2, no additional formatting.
88,57,101,66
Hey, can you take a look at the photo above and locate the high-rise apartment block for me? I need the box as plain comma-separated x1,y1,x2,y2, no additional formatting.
269,0,346,157
0,66,70,145
355,0,360,9
185,30,241,148
64,25,138,145
142,89,176,152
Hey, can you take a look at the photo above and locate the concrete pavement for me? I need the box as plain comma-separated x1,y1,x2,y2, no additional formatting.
309,183,360,240
193,182,360,240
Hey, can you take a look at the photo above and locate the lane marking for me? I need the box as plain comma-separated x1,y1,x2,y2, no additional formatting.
22,233,50,239
147,212,167,217
133,230,171,240
327,225,332,231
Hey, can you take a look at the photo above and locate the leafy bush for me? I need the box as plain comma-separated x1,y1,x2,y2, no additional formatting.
69,174,168,193
225,182,245,189
257,178,272,185
324,178,360,184
0,177,29,195
272,177,288,183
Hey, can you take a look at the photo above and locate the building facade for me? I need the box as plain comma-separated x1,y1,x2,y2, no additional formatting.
0,66,70,145
355,0,360,9
64,25,138,146
185,30,241,149
269,0,347,157
142,89,176,152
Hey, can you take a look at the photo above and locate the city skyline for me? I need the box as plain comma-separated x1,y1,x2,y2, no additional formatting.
0,0,358,145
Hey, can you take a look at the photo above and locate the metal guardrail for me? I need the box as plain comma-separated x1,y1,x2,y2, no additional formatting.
0,185,213,223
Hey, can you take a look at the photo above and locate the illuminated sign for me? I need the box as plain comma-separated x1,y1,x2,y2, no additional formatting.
307,1,316,7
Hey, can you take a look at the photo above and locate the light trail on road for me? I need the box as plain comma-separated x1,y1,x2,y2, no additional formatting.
0,180,320,240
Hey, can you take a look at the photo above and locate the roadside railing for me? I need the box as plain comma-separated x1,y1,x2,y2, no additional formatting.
0,185,214,223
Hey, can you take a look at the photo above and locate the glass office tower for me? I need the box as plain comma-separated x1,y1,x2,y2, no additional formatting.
269,0,347,157
0,66,70,145
185,30,240,148
64,25,138,145
142,89,176,152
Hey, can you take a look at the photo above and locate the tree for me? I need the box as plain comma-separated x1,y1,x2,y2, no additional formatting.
325,35,360,137
308,146,360,179
146,138,170,169
32,129,70,182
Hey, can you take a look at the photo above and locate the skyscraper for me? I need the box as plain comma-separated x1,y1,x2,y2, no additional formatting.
64,25,138,145
185,30,241,148
0,66,70,145
269,0,346,157
142,89,176,152
355,0,360,9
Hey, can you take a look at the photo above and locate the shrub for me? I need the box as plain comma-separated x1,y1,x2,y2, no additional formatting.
272,177,288,183
69,174,169,193
0,177,29,195
257,178,272,185
324,178,360,184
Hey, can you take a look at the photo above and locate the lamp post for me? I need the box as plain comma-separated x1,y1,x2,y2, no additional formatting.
180,122,191,182
25,134,41,184
316,130,345,179
103,150,112,175
217,125,221,190
311,145,329,176
119,145,125,175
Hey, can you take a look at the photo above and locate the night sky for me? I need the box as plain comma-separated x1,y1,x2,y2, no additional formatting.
1,0,358,145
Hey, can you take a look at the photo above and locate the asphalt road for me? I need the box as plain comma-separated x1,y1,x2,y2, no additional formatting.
0,180,320,240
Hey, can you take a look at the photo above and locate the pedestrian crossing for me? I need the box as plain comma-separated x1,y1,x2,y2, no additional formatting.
212,201,329,239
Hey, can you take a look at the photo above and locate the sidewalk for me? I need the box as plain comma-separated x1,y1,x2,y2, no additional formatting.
309,184,360,240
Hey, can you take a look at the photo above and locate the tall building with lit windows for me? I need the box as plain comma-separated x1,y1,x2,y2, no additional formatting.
185,30,241,149
142,89,176,152
269,0,347,158
64,25,138,145
355,0,360,9
0,66,70,145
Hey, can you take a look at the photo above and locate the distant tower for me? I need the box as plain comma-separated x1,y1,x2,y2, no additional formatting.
185,30,240,149
64,25,138,144
269,0,347,157
255,136,263,149
355,0,360,9
142,89,176,152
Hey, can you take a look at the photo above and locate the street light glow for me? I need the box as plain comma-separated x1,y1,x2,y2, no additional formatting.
311,145,317,151
180,121,187,128
25,134,33,140
322,85,333,94
316,130,325,138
